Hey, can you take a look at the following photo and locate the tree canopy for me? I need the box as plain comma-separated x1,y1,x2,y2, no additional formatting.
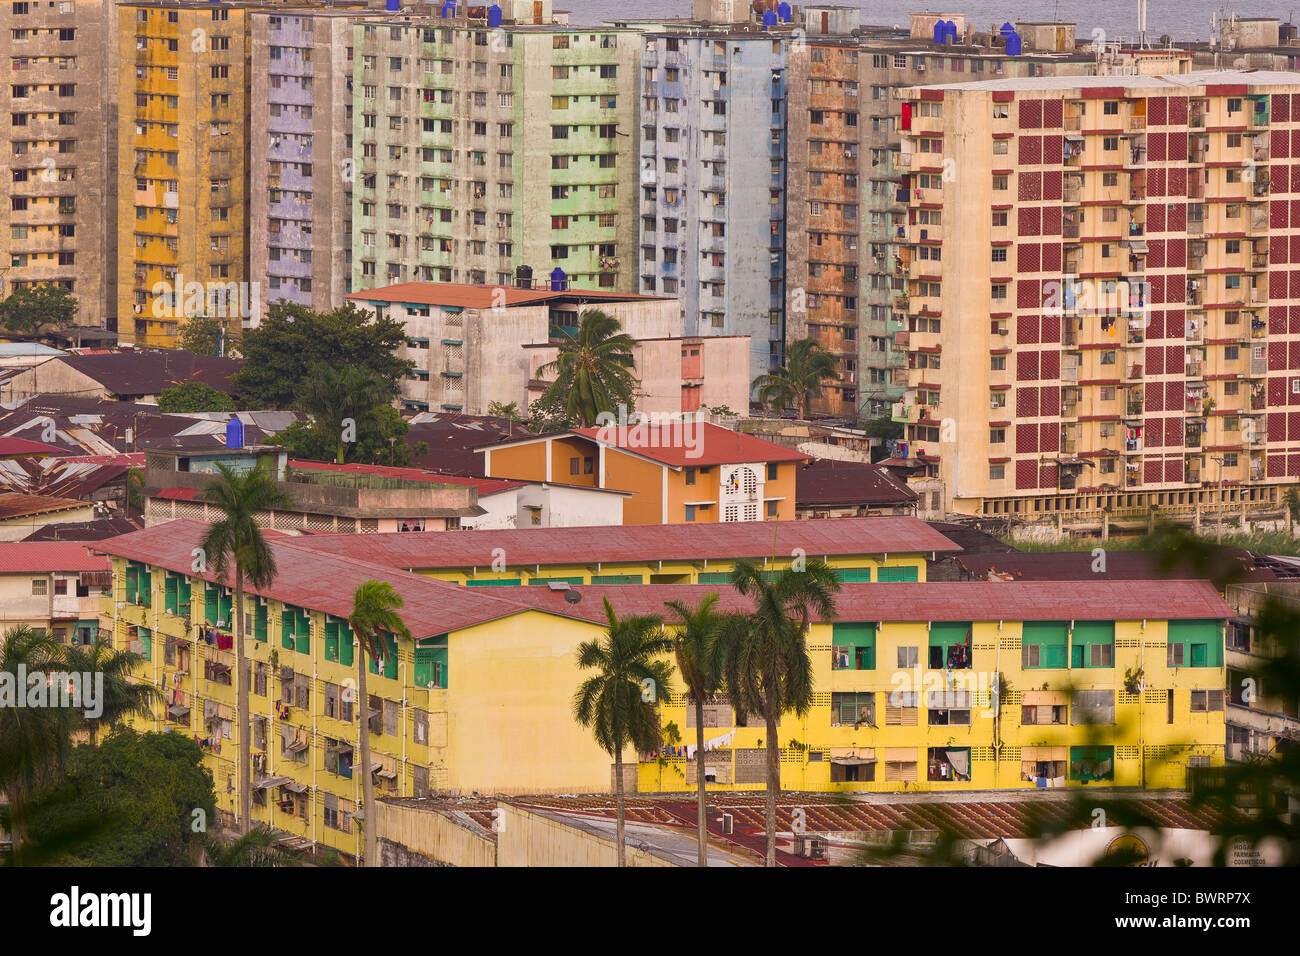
231,302,413,410
0,284,78,336
158,381,237,414
178,315,239,358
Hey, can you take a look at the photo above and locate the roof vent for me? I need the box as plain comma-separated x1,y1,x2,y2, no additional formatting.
547,581,571,592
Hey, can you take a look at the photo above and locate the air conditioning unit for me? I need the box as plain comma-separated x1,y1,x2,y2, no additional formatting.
721,813,734,835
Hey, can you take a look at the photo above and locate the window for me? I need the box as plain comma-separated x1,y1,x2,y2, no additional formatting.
1190,690,1225,712
896,646,918,669
831,692,875,727
1070,690,1115,725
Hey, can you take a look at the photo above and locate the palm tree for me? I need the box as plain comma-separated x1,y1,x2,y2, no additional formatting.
199,826,300,867
297,362,392,463
348,580,411,868
752,338,838,418
664,594,738,867
1286,487,1300,535
61,639,158,746
721,558,840,866
536,309,638,426
573,598,675,866
200,462,291,836
0,626,77,862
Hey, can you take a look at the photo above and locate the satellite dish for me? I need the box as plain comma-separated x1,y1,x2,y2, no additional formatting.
564,589,582,604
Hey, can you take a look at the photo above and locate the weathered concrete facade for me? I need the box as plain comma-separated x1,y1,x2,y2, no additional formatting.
638,31,788,385
349,12,640,297
0,0,118,327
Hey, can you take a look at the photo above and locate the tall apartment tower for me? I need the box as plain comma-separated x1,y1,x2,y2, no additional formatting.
1,0,117,327
117,1,255,347
895,72,1300,522
249,8,387,320
637,30,789,382
785,16,1094,418
350,10,639,295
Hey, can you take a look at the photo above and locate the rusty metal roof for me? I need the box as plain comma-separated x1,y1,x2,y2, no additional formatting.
475,579,1233,624
92,520,532,639
0,541,108,573
291,516,959,569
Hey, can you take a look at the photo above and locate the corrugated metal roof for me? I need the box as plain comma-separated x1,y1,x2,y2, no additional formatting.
796,459,919,507
291,516,961,569
0,492,90,520
475,580,1232,624
0,541,109,573
287,459,526,495
0,436,62,457
92,520,533,639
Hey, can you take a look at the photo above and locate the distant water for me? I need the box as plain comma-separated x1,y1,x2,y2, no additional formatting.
563,0,1296,43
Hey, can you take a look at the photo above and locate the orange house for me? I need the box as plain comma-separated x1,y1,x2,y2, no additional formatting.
480,423,809,524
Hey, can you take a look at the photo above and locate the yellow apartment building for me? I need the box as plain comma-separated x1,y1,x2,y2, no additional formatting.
894,72,1300,530
95,518,1228,858
117,1,253,347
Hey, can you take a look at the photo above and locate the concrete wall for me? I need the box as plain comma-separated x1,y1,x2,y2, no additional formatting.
0,504,95,542
495,803,673,867
0,359,108,402
374,802,496,866
464,484,625,529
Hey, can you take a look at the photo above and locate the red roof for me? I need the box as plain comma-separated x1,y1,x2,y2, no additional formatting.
0,436,62,457
346,281,669,310
565,422,810,468
485,580,1233,625
93,520,533,639
0,541,109,573
291,516,960,569
0,492,91,520
154,487,203,501
288,459,526,495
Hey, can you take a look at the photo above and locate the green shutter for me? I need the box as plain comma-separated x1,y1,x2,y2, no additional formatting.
164,576,179,614
414,639,448,688
1022,622,1068,668
1071,621,1115,668
178,577,192,614
697,571,732,584
383,633,398,679
254,603,268,642
340,622,354,667
528,576,585,586
138,627,152,662
205,587,219,625
281,609,296,650
295,611,310,655
465,578,521,586
835,567,874,583
217,589,232,625
325,621,340,662
877,565,919,582
125,564,139,604
1168,620,1223,668
590,574,644,584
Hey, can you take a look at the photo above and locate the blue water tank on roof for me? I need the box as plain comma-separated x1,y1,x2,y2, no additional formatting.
441,2,455,18
550,267,567,291
932,21,944,42
1006,32,1022,55
945,20,959,43
777,2,791,22
385,0,399,11
226,417,244,451
762,9,776,29
1000,22,1016,34
488,4,502,27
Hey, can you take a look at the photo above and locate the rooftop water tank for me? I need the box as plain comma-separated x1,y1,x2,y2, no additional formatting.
549,267,567,291
515,264,533,289
225,417,244,451
385,0,399,11
488,4,502,27
1000,22,1016,35
762,9,777,29
932,21,944,42
944,20,958,43
1006,31,1022,55
777,2,792,23
441,2,456,18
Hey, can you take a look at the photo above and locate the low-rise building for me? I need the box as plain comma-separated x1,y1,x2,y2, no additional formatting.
0,541,111,643
0,349,241,404
481,421,810,523
141,443,483,533
0,492,96,541
345,281,678,415
795,458,918,517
